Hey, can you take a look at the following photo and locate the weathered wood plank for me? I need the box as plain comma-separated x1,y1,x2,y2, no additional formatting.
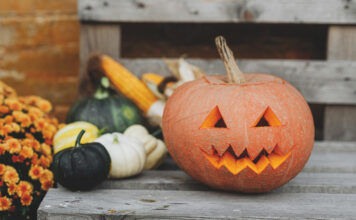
117,58,356,104
79,23,121,96
38,188,356,219
324,26,356,141
79,0,356,24
96,170,356,194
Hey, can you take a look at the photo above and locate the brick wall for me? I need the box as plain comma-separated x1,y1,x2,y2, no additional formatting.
0,0,79,122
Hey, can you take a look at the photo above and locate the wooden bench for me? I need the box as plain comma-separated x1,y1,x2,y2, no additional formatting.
38,0,356,219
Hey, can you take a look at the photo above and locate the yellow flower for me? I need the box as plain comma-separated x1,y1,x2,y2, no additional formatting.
16,181,33,197
3,166,19,184
6,138,21,154
0,196,12,211
41,143,52,156
40,169,53,184
20,193,33,206
37,99,52,113
29,165,43,180
9,122,20,133
20,146,34,159
41,180,54,191
7,183,16,195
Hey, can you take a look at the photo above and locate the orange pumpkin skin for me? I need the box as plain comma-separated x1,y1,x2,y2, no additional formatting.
162,73,314,193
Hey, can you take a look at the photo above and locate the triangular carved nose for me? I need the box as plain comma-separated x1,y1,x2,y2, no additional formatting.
252,107,282,127
200,106,227,128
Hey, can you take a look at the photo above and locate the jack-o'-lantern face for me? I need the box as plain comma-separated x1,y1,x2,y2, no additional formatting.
200,105,291,175
162,36,314,193
162,74,315,193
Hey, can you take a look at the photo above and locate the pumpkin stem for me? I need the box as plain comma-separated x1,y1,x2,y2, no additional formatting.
75,130,86,148
113,134,120,144
215,36,246,84
94,77,110,99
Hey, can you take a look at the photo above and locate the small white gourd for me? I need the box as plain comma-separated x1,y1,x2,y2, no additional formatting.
124,125,168,170
94,133,146,179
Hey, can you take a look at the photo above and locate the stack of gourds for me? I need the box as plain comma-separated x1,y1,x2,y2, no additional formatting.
52,60,171,191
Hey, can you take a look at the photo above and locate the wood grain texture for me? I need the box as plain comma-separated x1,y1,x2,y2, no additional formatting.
117,58,356,104
324,26,356,141
79,23,121,96
94,170,356,194
38,188,356,219
78,0,356,24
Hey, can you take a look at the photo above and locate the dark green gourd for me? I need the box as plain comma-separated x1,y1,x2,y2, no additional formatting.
52,130,111,191
66,77,143,133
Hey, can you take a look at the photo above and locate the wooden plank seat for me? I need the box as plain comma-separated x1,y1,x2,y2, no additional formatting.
38,189,356,219
39,141,356,219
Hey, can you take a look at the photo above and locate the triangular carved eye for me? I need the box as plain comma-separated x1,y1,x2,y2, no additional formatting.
200,106,228,128
252,107,282,127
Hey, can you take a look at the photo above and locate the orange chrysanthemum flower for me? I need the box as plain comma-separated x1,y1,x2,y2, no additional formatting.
28,165,43,180
39,169,53,184
31,153,38,165
16,181,33,197
3,115,13,123
0,196,12,211
0,144,6,155
37,100,52,113
20,193,32,206
34,119,47,132
20,146,34,159
41,180,54,191
5,98,22,111
7,183,16,195
0,106,9,114
0,164,6,175
3,166,19,184
39,155,51,168
6,138,21,154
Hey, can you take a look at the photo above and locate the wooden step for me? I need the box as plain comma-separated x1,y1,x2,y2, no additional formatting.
96,171,356,194
38,188,356,219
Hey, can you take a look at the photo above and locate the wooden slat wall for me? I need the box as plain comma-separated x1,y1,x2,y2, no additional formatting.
79,23,121,96
324,26,356,141
79,0,356,24
117,58,356,105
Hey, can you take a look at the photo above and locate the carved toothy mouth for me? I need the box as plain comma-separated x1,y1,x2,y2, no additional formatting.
201,145,291,175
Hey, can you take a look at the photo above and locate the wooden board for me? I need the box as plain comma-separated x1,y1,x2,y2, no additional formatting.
324,26,356,141
38,188,356,219
79,23,121,96
96,170,356,194
117,58,356,104
79,0,356,24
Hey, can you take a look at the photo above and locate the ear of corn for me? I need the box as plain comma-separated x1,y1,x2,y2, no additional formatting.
100,55,158,113
142,73,166,100
142,73,164,85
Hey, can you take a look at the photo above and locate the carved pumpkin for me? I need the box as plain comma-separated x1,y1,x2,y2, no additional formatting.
162,37,315,193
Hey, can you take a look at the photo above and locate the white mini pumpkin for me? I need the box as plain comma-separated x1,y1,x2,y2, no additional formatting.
94,133,146,179
124,125,167,170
